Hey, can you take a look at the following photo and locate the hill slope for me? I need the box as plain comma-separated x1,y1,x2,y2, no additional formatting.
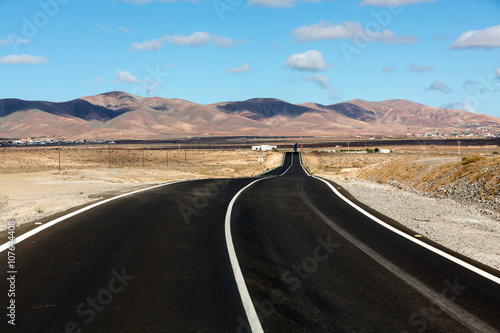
1,91,499,139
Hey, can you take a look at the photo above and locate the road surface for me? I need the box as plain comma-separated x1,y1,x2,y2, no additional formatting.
1,152,499,332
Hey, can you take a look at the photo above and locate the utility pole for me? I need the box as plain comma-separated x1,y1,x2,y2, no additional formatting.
108,144,111,169
185,149,187,163
142,148,145,168
58,141,61,171
166,149,169,167
457,141,461,156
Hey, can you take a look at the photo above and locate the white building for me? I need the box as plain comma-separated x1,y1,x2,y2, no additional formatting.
252,145,277,151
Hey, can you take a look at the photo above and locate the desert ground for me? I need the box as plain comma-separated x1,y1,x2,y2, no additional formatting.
1,142,499,270
0,145,282,232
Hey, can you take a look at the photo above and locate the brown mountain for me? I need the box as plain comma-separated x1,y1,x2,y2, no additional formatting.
1,92,499,139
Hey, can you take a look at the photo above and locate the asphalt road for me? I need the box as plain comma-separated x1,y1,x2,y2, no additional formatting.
1,152,499,332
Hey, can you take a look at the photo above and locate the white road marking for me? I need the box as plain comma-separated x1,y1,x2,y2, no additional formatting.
298,152,310,175
279,152,293,176
224,153,293,331
298,153,500,285
0,181,187,253
297,183,498,333
225,178,267,333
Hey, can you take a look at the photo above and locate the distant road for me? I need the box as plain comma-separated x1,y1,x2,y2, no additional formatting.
1,152,499,332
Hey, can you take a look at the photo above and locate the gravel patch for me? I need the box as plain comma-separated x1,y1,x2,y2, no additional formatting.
324,177,500,271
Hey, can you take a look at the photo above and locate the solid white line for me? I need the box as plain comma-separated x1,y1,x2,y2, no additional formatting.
298,152,310,175
0,180,187,253
224,151,295,330
297,183,497,333
225,178,266,333
279,152,293,176
298,153,500,285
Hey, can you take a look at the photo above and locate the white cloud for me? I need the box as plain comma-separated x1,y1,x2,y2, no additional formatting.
426,80,451,94
291,21,417,45
249,0,296,7
94,77,104,86
119,27,134,34
121,0,195,4
115,70,141,84
329,90,340,101
0,36,30,46
143,77,161,95
132,32,241,51
212,36,248,48
213,35,236,48
409,64,434,72
248,0,326,8
360,0,436,6
450,25,500,50
163,31,211,46
227,62,253,73
441,101,476,113
0,54,49,64
285,50,328,72
302,74,330,89
132,38,163,51
463,79,474,89
382,66,396,73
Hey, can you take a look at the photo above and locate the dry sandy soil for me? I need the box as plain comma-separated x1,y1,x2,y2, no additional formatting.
0,147,282,232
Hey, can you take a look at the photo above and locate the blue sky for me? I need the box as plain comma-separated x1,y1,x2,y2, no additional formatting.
1,0,500,116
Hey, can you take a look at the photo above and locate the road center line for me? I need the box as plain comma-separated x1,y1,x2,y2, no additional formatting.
225,178,267,333
279,152,293,176
224,153,292,331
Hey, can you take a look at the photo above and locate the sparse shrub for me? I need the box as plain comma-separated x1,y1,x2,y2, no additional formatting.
374,148,380,153
493,151,499,155
366,148,374,153
460,154,486,166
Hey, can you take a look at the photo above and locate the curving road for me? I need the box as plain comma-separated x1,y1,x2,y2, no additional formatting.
1,152,499,332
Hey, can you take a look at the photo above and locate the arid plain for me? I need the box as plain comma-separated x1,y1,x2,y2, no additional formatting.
0,145,282,232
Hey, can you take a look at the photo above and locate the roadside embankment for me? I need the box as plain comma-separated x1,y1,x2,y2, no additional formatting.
354,155,500,216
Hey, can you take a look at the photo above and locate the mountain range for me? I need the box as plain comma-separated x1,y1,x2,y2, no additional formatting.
0,91,499,139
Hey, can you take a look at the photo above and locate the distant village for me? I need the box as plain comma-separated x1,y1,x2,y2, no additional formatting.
1,124,500,147
0,139,115,147
403,124,500,139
